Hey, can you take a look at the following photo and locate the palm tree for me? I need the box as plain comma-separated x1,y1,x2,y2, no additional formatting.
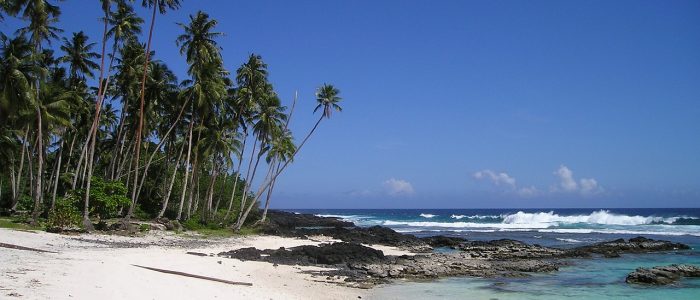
105,1,142,180
231,54,268,222
0,33,35,210
58,29,101,228
234,84,342,231
259,128,296,222
15,0,63,224
59,31,99,87
173,10,226,221
126,0,181,225
234,87,288,229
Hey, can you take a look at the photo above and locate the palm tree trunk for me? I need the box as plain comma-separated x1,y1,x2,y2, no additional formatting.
213,170,227,213
185,125,201,220
177,118,194,220
188,169,199,218
158,137,186,219
258,160,277,222
235,115,324,231
260,92,297,222
234,150,264,229
28,139,35,202
31,107,43,224
111,102,129,180
224,137,246,220
126,3,158,225
236,137,258,221
71,139,88,190
11,126,29,211
203,164,218,223
135,95,190,201
82,11,113,230
64,133,77,176
50,139,64,210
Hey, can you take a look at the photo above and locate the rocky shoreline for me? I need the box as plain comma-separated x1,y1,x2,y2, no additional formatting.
626,264,700,285
216,211,695,287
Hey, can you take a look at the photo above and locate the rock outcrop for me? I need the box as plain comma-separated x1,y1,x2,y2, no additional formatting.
626,264,700,285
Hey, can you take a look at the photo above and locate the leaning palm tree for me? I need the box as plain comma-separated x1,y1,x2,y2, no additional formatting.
234,84,342,231
126,0,181,226
234,88,286,228
259,129,296,222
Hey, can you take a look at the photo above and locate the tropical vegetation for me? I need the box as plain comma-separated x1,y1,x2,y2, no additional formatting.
0,0,343,232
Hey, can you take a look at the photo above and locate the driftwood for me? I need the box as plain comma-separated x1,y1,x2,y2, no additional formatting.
131,265,252,286
186,251,209,256
0,242,58,253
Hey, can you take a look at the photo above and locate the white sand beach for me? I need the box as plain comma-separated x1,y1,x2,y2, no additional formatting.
0,228,410,300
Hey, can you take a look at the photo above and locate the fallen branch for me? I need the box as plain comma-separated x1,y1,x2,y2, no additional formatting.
0,242,58,253
131,265,252,286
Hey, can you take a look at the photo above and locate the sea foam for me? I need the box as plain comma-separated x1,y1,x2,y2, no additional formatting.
501,210,684,226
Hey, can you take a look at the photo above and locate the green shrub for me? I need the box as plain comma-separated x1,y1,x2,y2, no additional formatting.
47,196,81,231
182,215,205,230
87,177,131,219
139,223,150,232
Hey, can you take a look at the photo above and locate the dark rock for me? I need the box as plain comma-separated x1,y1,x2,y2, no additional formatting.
260,210,353,234
457,239,566,259
261,210,431,252
421,236,467,248
567,236,689,257
220,242,385,266
626,264,700,285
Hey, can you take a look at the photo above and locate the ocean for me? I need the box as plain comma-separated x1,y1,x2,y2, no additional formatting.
286,208,700,299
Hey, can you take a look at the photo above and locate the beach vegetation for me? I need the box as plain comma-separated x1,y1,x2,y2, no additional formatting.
0,0,343,233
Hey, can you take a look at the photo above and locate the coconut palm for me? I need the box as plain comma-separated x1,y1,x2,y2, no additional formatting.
0,33,35,210
259,128,296,222
176,11,223,76
14,0,63,224
59,31,99,86
126,0,181,225
234,87,287,229
235,84,343,231
173,10,227,221
58,29,101,228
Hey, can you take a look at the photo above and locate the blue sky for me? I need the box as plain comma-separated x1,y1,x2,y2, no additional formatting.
3,0,699,208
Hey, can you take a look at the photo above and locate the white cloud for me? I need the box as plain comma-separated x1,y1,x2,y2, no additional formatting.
383,178,415,197
518,186,539,197
552,165,602,195
554,165,578,191
473,170,516,188
579,178,600,194
471,165,603,197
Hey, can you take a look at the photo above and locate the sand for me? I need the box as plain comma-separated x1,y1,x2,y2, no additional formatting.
0,228,388,300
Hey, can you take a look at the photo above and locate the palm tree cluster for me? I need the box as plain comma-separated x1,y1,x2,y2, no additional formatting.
0,0,343,231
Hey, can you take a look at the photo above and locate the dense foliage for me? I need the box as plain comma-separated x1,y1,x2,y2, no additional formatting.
0,0,342,231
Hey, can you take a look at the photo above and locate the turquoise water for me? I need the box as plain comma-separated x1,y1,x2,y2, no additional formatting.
371,249,700,299
290,209,700,299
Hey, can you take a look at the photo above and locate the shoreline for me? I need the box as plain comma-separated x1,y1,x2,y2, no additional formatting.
0,228,374,300
1,210,697,299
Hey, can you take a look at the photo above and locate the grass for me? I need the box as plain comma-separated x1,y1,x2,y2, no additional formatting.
0,217,42,231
